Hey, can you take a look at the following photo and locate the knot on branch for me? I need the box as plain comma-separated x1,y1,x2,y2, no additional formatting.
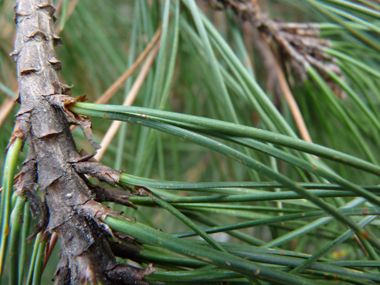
105,263,155,285
72,160,121,186
47,94,102,149
89,184,138,210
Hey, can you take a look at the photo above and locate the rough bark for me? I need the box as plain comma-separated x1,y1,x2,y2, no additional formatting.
10,1,153,284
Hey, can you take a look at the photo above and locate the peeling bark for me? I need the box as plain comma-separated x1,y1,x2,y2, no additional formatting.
11,1,153,284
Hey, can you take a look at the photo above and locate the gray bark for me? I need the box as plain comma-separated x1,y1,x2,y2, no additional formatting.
11,1,153,284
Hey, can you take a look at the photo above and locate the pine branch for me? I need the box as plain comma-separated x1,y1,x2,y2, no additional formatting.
10,1,153,284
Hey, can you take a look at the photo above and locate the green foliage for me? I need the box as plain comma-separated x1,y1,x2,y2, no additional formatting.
2,0,380,284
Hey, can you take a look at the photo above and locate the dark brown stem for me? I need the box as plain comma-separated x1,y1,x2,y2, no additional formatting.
11,1,153,284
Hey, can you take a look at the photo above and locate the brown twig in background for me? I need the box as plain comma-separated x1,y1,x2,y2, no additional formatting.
0,78,18,129
0,97,16,129
0,48,19,129
70,26,162,132
184,154,212,182
273,50,313,143
55,0,63,15
346,225,369,257
248,16,314,143
353,232,368,256
55,0,80,35
95,26,162,105
95,42,161,162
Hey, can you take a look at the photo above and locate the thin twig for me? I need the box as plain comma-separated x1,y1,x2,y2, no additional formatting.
95,26,162,105
346,225,369,257
69,22,161,131
0,77,18,129
250,17,313,143
94,42,161,161
55,0,80,35
0,97,15,128
55,0,63,15
273,53,313,143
